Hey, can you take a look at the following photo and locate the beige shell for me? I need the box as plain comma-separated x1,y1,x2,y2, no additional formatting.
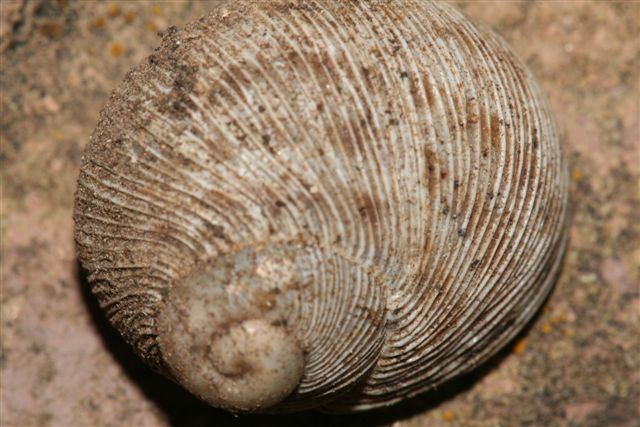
73,0,568,413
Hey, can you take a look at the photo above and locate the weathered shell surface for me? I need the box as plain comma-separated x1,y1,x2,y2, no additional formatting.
74,0,568,413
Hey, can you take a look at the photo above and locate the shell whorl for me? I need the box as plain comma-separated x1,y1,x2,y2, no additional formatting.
73,0,568,413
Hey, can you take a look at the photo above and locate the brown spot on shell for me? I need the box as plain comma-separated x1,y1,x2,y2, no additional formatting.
490,114,502,149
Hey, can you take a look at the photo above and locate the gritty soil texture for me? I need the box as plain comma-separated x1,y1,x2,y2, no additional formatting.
0,1,638,427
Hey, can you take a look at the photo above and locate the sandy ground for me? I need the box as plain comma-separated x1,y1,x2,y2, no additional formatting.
1,1,638,426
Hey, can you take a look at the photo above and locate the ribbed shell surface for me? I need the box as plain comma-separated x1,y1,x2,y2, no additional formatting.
74,0,568,412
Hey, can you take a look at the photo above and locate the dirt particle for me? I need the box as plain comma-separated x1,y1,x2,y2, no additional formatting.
107,4,120,18
513,338,527,354
93,16,106,30
206,224,227,241
39,21,63,39
270,318,287,327
550,313,569,325
124,10,136,24
356,193,380,224
490,114,501,148
442,410,455,422
108,42,124,57
572,168,584,182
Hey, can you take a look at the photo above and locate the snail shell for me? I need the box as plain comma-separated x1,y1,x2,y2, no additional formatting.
74,0,568,413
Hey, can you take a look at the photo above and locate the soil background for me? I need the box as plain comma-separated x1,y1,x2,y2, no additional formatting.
1,1,638,426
